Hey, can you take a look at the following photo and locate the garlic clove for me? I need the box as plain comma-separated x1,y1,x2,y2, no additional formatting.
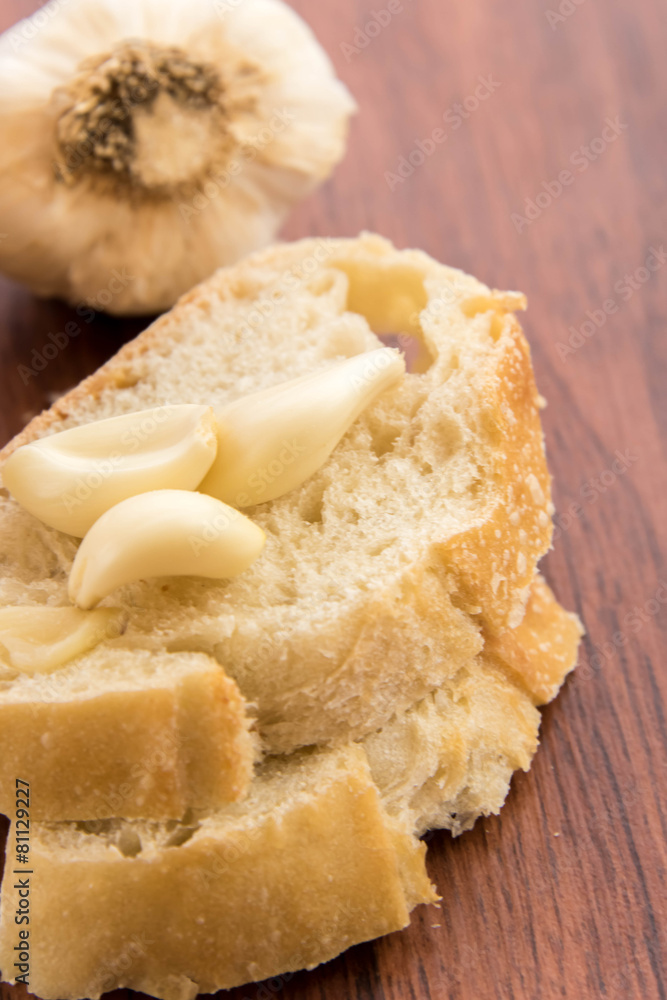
199,348,406,507
0,606,125,675
2,405,218,537
68,490,266,609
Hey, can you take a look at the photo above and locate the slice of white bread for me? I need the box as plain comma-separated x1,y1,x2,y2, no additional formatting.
0,576,581,1000
365,574,582,836
0,233,555,761
0,745,438,1000
0,648,255,821
0,573,578,826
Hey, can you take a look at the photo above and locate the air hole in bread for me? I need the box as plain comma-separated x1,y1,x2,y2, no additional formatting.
370,426,400,459
461,297,508,342
298,482,325,524
74,821,144,857
376,332,430,373
116,828,142,857
332,259,435,372
461,295,501,318
369,539,396,557
227,273,266,299
419,412,463,467
112,369,141,389
166,636,216,656
305,272,338,298
165,824,200,848
489,313,505,341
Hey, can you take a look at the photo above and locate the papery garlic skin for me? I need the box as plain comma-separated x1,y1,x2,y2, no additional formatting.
0,0,356,315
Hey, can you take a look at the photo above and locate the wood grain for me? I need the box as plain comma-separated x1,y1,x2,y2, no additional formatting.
0,1,665,998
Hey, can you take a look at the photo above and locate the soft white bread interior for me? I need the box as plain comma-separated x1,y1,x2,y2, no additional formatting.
0,745,437,1000
0,647,255,821
365,573,581,836
0,574,581,1000
365,655,541,837
0,234,555,758
0,233,582,998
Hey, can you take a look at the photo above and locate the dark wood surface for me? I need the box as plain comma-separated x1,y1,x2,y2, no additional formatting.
1,1,666,999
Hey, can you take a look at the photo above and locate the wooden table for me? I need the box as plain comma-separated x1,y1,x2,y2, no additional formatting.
1,1,665,998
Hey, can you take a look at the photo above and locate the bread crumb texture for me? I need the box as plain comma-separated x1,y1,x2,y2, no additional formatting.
0,234,562,754
0,235,582,998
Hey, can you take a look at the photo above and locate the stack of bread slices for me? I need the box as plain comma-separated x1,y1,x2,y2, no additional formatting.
0,234,581,1000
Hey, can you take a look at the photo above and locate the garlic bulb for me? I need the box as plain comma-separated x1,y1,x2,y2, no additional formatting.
0,0,355,315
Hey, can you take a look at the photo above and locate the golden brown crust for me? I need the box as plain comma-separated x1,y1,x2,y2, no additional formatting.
364,574,581,837
485,574,584,704
0,747,436,1000
435,307,553,632
0,656,255,821
0,234,567,761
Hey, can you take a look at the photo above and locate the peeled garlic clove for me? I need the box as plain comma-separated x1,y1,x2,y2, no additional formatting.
2,405,218,537
199,348,406,507
68,490,266,610
0,606,125,674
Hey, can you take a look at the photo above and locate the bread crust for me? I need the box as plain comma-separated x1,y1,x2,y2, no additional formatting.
0,746,437,1000
485,573,583,704
365,575,582,836
0,234,568,764
0,652,256,821
0,573,580,999
0,235,583,998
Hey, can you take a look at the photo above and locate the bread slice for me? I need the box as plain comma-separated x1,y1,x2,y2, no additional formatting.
0,744,437,1000
0,648,255,821
0,233,555,760
364,573,581,836
484,572,582,704
0,577,580,1000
